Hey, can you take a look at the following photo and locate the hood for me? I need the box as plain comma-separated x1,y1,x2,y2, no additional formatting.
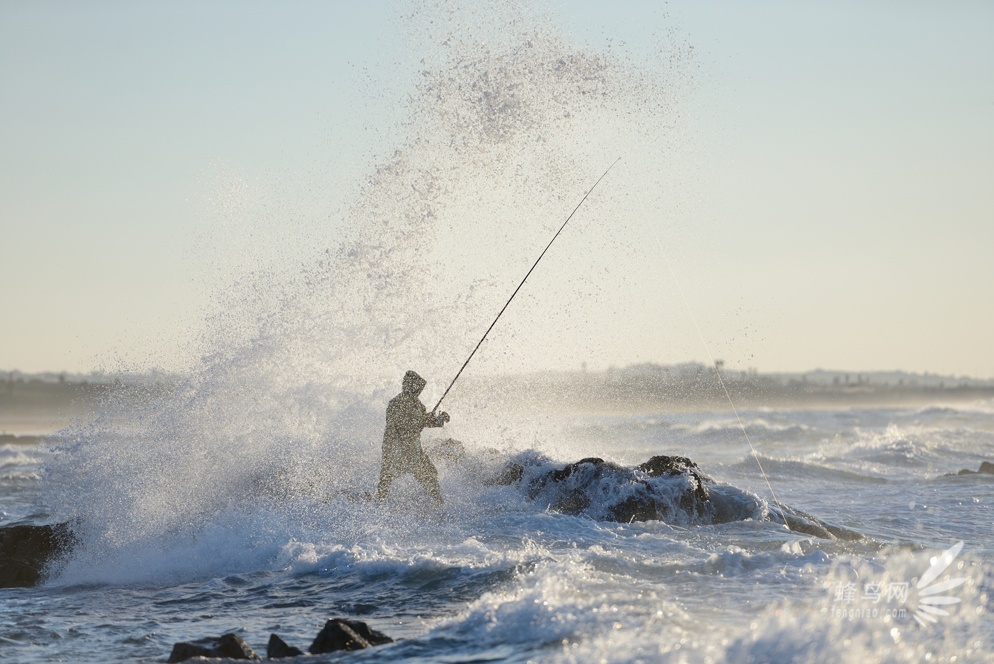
402,370,427,396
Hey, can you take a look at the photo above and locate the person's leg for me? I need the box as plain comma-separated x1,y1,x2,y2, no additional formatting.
376,446,398,501
414,453,443,507
375,467,394,502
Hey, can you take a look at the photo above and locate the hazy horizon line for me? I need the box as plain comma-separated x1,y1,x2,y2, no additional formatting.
4,362,993,385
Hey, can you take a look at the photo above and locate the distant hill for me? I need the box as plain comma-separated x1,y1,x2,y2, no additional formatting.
3,364,992,420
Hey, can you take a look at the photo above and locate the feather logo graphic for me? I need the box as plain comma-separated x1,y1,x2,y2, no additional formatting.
912,540,966,627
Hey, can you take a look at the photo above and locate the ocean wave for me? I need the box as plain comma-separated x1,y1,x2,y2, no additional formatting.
915,398,994,417
0,445,46,470
672,417,813,438
810,422,994,480
700,542,831,577
416,557,599,657
454,541,991,663
729,455,892,484
38,439,860,587
722,543,993,664
413,538,848,663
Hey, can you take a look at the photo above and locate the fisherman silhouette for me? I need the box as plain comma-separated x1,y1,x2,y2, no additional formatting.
375,370,450,507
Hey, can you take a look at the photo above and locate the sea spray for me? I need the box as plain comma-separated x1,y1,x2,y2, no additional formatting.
42,0,693,585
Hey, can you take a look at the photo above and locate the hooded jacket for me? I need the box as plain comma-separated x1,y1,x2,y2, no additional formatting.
382,370,446,460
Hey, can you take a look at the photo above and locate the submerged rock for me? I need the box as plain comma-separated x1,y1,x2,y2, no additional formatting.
488,461,525,486
309,618,394,654
775,507,862,541
944,461,994,477
167,633,259,662
0,521,77,588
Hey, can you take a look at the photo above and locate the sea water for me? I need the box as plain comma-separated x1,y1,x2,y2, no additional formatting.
2,402,992,662
3,2,992,661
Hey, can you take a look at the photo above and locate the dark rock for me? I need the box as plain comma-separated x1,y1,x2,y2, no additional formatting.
167,641,215,663
509,455,713,522
639,455,712,512
267,634,304,659
0,521,77,588
778,507,863,542
611,493,658,523
488,462,524,486
551,489,590,515
549,457,606,482
309,618,393,654
488,453,859,540
944,461,994,477
167,633,259,663
637,455,701,478
527,458,615,500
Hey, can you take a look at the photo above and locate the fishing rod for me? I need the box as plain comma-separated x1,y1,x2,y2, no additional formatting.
630,186,792,532
432,157,621,414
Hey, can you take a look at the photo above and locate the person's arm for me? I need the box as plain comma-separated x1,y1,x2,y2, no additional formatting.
424,410,450,428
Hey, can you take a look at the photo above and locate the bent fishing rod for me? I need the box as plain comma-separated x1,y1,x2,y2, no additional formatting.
432,157,621,414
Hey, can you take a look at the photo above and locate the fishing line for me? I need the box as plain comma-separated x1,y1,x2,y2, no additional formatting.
632,180,791,532
432,157,622,413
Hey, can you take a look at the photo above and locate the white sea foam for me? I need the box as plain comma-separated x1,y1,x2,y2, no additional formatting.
0,444,45,470
40,0,690,591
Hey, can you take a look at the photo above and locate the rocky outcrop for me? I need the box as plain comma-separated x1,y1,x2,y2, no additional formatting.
493,454,715,525
309,618,394,654
167,633,259,662
170,619,394,662
0,521,77,588
944,461,994,477
490,453,861,540
266,634,304,659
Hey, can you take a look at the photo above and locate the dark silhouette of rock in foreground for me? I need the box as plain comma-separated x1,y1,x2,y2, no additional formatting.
267,634,304,659
167,633,259,662
309,618,394,654
944,461,994,477
0,521,77,588
169,619,394,662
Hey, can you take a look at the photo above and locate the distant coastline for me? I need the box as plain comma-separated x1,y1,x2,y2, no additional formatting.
462,363,994,414
3,364,992,430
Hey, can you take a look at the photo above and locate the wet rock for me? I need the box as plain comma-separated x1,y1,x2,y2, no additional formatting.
944,461,994,477
778,507,863,542
167,633,259,662
638,455,712,514
0,521,77,588
549,457,607,482
637,455,701,478
309,618,393,654
527,458,614,501
267,634,304,659
535,456,713,522
487,453,859,540
551,488,591,514
487,461,524,486
611,493,658,523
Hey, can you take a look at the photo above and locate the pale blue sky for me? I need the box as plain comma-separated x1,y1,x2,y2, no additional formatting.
2,1,992,378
